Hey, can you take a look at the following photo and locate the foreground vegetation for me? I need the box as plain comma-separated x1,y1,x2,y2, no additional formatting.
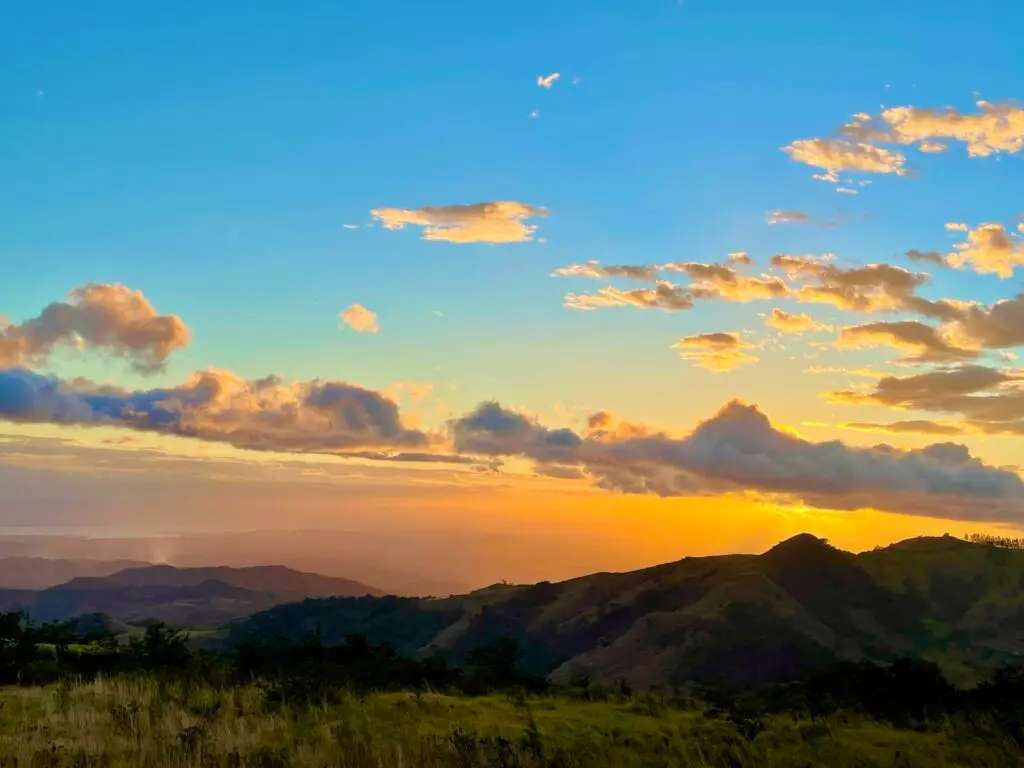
5,612,1024,765
1,676,1022,767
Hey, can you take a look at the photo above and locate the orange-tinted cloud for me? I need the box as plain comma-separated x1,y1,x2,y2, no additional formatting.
0,283,189,374
765,308,831,334
836,320,979,364
339,304,380,334
827,365,1024,425
672,332,759,372
563,282,695,311
847,101,1024,158
782,138,906,182
946,222,1024,279
371,201,548,244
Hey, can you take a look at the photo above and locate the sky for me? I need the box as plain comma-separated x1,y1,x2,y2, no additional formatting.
2,1,1024,587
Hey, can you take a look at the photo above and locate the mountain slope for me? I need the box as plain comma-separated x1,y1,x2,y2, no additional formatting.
223,534,1024,688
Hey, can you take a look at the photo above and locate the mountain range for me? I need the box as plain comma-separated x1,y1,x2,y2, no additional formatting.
0,564,382,627
223,533,1024,688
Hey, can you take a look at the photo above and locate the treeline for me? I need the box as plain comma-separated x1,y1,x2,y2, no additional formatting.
965,533,1024,550
0,611,547,697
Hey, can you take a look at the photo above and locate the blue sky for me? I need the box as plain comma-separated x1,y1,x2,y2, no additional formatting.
2,1,1024,557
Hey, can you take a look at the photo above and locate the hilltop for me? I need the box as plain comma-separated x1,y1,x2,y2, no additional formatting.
225,533,1024,688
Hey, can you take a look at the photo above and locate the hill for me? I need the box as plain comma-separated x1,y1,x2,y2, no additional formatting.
60,563,383,601
0,564,383,627
224,533,1024,688
0,557,152,589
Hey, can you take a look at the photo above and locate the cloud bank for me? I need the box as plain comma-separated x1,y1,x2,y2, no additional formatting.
450,399,1024,521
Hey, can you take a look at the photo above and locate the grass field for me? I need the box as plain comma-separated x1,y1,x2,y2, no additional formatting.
0,678,1019,767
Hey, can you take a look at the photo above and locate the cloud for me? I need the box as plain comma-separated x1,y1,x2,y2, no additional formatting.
766,210,811,225
555,257,787,307
765,308,831,334
782,138,906,182
837,321,979,364
837,420,972,437
450,399,1024,521
564,283,695,312
946,222,1024,279
785,101,1024,183
0,284,190,375
663,262,789,303
905,249,950,267
551,261,660,281
339,304,380,334
850,101,1024,158
945,294,1024,350
672,332,759,372
557,254,961,322
537,73,560,89
827,365,1024,425
0,368,434,456
370,201,549,244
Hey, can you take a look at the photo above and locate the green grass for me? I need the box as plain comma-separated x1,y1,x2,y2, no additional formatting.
0,678,1019,767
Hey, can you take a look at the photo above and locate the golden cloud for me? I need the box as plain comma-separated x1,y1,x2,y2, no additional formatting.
672,332,759,372
0,283,190,374
371,201,549,244
339,304,380,334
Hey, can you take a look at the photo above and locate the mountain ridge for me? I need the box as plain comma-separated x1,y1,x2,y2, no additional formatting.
0,563,384,627
223,533,1024,688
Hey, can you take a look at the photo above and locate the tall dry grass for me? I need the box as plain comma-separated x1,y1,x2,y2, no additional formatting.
0,677,1017,767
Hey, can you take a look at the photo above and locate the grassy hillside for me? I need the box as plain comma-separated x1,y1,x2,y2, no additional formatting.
0,677,1018,767
225,533,1024,688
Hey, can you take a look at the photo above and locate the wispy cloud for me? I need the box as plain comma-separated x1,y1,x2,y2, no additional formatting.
766,210,811,225
836,320,979,364
765,308,831,335
672,332,759,372
371,201,549,244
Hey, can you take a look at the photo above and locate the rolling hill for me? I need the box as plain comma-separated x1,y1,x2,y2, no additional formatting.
0,558,153,590
0,564,383,627
223,533,1024,688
